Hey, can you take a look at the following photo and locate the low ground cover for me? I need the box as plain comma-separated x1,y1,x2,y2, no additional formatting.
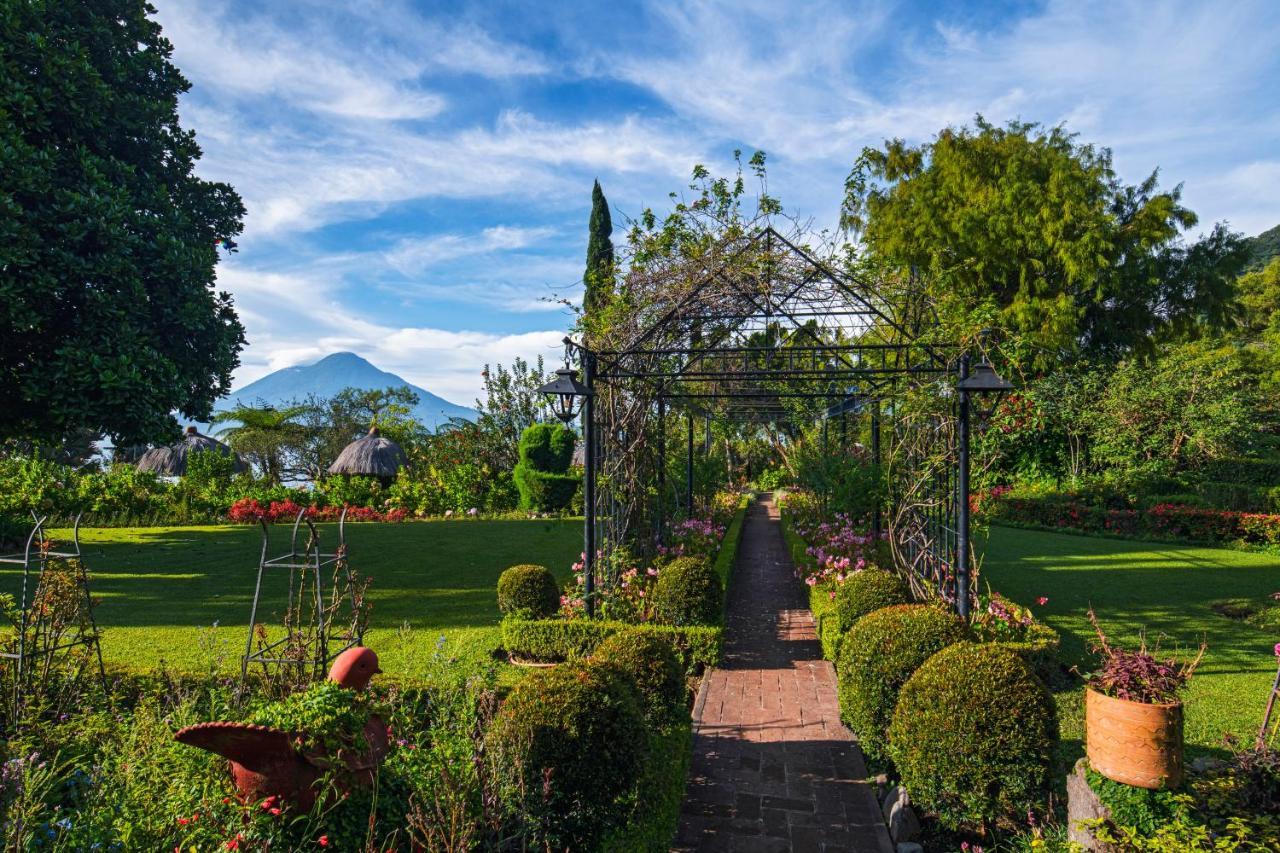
0,518,582,676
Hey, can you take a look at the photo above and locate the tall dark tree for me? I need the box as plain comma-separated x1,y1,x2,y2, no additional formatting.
584,179,614,317
0,1,246,446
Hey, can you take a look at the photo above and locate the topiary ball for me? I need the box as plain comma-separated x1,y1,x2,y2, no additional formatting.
836,604,969,762
652,556,722,626
834,569,911,634
592,629,686,726
496,564,560,619
888,642,1057,829
487,660,646,848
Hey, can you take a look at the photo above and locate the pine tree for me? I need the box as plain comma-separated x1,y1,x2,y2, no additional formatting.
584,179,614,318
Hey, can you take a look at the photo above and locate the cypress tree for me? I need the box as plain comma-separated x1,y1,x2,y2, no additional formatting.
584,179,614,318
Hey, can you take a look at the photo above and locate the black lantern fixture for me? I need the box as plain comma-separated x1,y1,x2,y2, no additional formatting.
956,357,1014,422
537,365,592,424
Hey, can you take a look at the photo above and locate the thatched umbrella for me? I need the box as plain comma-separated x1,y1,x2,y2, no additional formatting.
327,427,407,482
135,426,248,476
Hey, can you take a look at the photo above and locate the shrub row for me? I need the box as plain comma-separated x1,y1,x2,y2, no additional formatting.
488,631,690,850
501,616,721,675
978,492,1280,546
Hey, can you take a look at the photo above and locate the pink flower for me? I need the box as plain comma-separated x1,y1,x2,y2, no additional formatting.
1274,642,1280,657
1037,597,1049,606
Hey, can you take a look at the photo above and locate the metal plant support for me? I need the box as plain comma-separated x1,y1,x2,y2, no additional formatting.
241,507,364,682
0,512,107,717
546,225,1007,615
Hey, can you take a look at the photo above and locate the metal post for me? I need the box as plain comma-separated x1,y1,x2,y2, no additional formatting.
686,411,694,515
657,397,666,546
871,401,882,542
840,412,847,450
956,354,971,620
583,353,597,618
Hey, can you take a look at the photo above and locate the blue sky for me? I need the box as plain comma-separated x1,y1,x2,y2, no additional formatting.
152,0,1280,406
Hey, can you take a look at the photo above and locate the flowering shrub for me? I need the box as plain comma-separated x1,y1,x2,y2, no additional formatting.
974,488,1280,547
662,517,727,560
225,498,408,524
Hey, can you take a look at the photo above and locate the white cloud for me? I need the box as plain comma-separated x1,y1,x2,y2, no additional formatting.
384,225,558,274
217,264,568,402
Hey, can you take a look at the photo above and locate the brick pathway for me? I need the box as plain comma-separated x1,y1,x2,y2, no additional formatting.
673,496,894,853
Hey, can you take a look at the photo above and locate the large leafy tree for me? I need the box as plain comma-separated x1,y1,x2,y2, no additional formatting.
297,386,425,479
0,0,246,445
842,117,1247,365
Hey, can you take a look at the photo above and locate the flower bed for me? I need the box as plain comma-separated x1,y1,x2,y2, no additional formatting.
975,489,1280,547
501,493,750,671
226,497,409,524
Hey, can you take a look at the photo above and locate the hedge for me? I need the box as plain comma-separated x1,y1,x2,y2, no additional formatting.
977,492,1280,547
502,617,721,674
600,721,692,852
712,493,750,611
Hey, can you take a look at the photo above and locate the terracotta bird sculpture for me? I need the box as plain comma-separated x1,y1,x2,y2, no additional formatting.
175,647,388,811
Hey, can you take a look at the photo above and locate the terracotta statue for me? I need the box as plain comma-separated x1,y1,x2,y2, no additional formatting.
175,647,388,811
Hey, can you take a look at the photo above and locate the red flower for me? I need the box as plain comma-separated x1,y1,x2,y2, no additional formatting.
319,836,330,847
1037,597,1048,606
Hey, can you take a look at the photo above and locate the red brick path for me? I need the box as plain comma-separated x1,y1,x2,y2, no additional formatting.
673,496,894,853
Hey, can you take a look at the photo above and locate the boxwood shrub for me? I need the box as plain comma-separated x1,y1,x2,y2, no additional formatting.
501,616,721,674
592,629,686,725
817,569,911,660
653,556,722,627
835,604,969,761
486,660,646,848
888,642,1057,829
496,563,560,619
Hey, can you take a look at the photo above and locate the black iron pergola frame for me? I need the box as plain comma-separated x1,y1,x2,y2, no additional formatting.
564,226,990,617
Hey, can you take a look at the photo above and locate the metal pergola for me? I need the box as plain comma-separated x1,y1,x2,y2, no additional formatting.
549,226,1006,618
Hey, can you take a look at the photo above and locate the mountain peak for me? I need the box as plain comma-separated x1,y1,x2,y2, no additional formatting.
223,352,477,430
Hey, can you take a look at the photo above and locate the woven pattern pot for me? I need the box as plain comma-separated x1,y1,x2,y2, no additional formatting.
1085,687,1183,789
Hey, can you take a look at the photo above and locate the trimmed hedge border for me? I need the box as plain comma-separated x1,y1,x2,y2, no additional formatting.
501,493,751,673
601,721,693,852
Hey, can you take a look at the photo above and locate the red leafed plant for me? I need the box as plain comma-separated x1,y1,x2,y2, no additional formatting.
1085,608,1205,704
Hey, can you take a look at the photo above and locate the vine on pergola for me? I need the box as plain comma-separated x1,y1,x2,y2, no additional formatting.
566,156,1004,613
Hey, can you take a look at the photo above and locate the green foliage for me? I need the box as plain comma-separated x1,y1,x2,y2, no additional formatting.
496,564,561,619
600,721,692,853
512,423,578,512
500,617,722,675
843,117,1247,364
835,604,970,761
833,570,911,637
592,629,686,725
247,680,371,754
888,642,1057,829
1086,765,1187,834
486,660,646,849
710,494,750,601
1245,223,1280,271
0,0,246,445
211,404,310,484
584,179,615,318
652,556,722,627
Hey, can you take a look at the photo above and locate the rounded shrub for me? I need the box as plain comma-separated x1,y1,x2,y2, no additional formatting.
496,563,560,619
592,629,686,725
836,604,969,761
653,556,722,627
487,660,646,848
834,569,911,633
888,642,1057,829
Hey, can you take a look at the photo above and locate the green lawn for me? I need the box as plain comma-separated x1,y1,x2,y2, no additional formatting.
982,525,1280,759
1,519,581,679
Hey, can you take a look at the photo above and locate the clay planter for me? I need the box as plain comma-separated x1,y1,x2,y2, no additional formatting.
1085,687,1184,789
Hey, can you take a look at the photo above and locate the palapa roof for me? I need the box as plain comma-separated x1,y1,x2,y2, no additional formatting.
135,426,248,476
327,427,407,478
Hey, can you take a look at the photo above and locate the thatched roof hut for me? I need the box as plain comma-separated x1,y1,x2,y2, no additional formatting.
327,427,407,480
135,426,248,476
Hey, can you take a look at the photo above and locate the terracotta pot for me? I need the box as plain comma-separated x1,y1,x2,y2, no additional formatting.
1085,687,1183,789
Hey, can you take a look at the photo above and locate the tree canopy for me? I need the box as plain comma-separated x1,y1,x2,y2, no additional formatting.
584,179,615,320
0,0,245,445
842,117,1247,366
